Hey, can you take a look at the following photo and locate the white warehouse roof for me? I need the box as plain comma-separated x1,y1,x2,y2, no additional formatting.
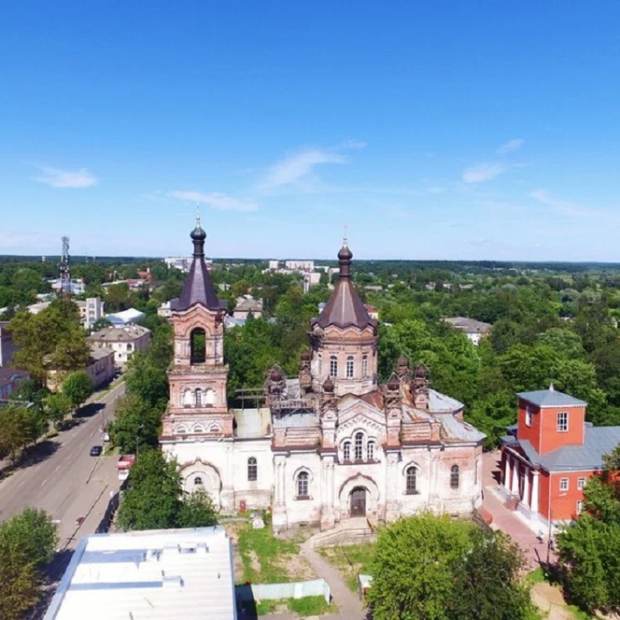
45,527,236,620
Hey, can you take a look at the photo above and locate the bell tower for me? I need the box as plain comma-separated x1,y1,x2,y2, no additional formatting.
161,219,232,438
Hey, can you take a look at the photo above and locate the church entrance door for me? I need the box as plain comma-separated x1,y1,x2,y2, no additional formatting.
350,487,366,517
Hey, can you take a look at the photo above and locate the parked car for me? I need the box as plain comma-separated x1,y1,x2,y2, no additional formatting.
90,445,103,457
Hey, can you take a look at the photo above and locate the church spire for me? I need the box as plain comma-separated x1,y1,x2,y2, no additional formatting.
170,219,222,312
314,240,374,330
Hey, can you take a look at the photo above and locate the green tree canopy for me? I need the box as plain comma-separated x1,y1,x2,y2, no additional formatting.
0,508,57,620
62,370,92,409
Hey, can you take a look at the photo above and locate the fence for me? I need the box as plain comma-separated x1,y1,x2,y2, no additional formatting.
236,578,331,604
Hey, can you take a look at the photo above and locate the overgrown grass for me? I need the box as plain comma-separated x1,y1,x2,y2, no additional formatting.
254,596,334,617
237,524,300,583
287,595,333,616
319,542,376,592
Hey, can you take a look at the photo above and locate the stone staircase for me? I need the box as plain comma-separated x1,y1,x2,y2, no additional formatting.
308,517,376,548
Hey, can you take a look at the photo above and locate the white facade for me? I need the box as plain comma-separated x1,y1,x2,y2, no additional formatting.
88,325,151,368
77,297,104,329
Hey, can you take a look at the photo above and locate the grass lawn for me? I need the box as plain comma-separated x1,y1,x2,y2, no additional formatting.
319,542,375,592
236,523,312,584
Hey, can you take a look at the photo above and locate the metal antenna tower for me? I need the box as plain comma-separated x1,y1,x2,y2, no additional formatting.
59,236,71,297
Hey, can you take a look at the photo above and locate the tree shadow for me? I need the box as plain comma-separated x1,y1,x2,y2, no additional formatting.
0,440,61,479
74,402,104,419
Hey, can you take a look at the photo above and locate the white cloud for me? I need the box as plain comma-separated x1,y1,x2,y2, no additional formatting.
529,189,587,217
169,190,258,212
462,162,506,184
497,138,525,155
35,166,98,188
261,148,347,190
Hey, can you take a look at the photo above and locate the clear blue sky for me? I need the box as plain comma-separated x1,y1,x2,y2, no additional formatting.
1,2,619,260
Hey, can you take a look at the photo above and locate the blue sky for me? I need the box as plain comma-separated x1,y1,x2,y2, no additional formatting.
1,2,619,260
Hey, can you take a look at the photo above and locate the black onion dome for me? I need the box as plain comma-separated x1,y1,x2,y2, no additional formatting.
338,243,353,262
190,224,206,241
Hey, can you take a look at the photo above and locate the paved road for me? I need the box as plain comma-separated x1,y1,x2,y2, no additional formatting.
0,381,125,550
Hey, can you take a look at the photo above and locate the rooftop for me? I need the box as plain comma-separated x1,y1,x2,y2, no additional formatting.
443,316,492,333
105,308,145,324
44,527,236,620
88,325,151,342
517,386,587,408
505,425,620,471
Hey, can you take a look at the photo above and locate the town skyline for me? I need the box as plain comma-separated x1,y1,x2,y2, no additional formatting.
2,2,620,261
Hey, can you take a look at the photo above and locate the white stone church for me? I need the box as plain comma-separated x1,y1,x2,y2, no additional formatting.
160,222,485,531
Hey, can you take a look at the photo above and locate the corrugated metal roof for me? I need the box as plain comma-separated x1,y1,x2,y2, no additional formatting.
517,388,587,408
44,527,235,620
508,426,620,471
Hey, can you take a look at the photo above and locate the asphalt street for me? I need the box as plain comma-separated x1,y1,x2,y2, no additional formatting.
0,381,126,550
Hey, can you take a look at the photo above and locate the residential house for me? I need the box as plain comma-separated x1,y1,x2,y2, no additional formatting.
443,316,492,345
88,325,151,368
0,368,29,400
232,295,263,320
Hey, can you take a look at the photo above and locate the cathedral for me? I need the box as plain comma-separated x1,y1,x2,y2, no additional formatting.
160,222,485,531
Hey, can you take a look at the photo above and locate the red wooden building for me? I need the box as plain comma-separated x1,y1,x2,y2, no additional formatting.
500,386,620,532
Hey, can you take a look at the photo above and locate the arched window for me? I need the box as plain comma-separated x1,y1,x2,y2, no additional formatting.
343,441,351,461
190,327,206,364
354,432,364,461
195,388,203,407
346,356,354,379
329,355,338,377
406,466,417,494
193,424,205,433
194,476,203,487
362,355,368,377
182,389,193,407
205,388,215,406
247,457,257,481
296,471,309,498
450,465,460,489
367,440,375,461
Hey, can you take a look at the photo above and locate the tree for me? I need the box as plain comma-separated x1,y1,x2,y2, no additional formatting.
0,405,41,462
44,392,72,429
449,530,531,620
368,514,472,620
109,394,161,453
0,508,57,620
117,449,182,530
557,466,620,614
177,489,218,527
62,370,92,409
368,514,532,620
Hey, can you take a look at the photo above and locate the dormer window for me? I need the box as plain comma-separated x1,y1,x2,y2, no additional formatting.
556,411,569,432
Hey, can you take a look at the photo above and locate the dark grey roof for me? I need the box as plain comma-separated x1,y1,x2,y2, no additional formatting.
314,243,375,330
170,257,223,312
170,223,223,313
517,388,587,408
505,425,620,471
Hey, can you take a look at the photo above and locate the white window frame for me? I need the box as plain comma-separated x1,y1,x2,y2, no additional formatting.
525,407,533,427
560,477,569,492
362,355,368,377
346,356,354,379
329,356,338,377
342,441,351,461
577,500,584,514
577,477,586,490
354,432,364,461
556,411,569,432
367,440,375,461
